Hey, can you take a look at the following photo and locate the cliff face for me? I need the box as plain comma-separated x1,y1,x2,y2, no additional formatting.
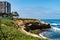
18,18,51,32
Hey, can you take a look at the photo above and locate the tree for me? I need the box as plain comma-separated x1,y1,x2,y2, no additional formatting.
12,12,19,19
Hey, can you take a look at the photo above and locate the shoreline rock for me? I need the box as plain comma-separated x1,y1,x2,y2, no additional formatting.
24,22,51,32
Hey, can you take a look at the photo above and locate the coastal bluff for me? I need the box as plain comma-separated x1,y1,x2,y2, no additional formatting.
15,18,51,39
18,18,51,31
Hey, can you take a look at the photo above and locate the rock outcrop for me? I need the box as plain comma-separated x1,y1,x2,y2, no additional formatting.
25,22,51,32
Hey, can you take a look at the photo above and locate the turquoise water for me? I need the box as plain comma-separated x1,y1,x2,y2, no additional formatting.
40,19,60,40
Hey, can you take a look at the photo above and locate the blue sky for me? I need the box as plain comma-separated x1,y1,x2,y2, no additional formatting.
0,0,60,19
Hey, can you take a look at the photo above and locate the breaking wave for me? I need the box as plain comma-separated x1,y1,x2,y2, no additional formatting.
50,23,60,26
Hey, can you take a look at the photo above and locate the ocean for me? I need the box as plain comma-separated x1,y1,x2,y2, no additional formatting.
39,19,60,40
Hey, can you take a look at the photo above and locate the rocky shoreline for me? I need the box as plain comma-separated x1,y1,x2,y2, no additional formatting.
15,18,51,39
